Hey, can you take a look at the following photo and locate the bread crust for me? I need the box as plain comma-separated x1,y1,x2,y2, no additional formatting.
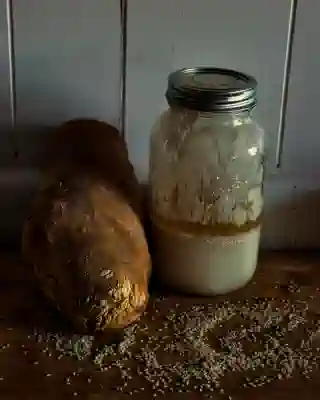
23,119,151,332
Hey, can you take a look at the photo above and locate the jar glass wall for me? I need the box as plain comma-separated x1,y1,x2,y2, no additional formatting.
149,68,265,295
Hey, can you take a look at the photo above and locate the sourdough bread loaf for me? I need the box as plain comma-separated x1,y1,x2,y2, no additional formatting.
23,119,151,332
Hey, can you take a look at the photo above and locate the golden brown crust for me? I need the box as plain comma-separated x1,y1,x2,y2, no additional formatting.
23,119,151,332
23,175,151,332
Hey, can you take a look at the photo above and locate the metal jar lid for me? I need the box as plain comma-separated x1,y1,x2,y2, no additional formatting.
165,67,257,112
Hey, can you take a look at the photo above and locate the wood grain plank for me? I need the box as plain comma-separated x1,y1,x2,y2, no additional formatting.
0,251,319,399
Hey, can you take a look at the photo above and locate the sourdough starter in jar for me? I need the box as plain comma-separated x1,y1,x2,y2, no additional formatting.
149,67,264,295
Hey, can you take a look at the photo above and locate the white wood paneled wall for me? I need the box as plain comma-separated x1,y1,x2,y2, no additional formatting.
14,0,121,162
0,0,121,242
126,0,291,179
0,0,13,162
0,0,318,248
267,0,320,248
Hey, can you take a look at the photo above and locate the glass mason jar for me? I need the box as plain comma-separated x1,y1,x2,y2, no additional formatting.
149,67,264,295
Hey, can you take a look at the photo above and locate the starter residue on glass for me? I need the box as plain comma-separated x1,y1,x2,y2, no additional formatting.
149,108,264,295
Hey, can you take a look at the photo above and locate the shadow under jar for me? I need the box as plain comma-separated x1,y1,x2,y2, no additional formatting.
149,67,265,295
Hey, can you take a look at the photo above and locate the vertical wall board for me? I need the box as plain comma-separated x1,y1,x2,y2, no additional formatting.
0,0,14,164
0,0,122,242
125,0,291,180
281,0,320,177
0,1,21,244
262,1,320,248
13,0,122,165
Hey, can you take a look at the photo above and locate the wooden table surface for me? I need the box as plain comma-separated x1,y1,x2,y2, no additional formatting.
1,251,320,399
